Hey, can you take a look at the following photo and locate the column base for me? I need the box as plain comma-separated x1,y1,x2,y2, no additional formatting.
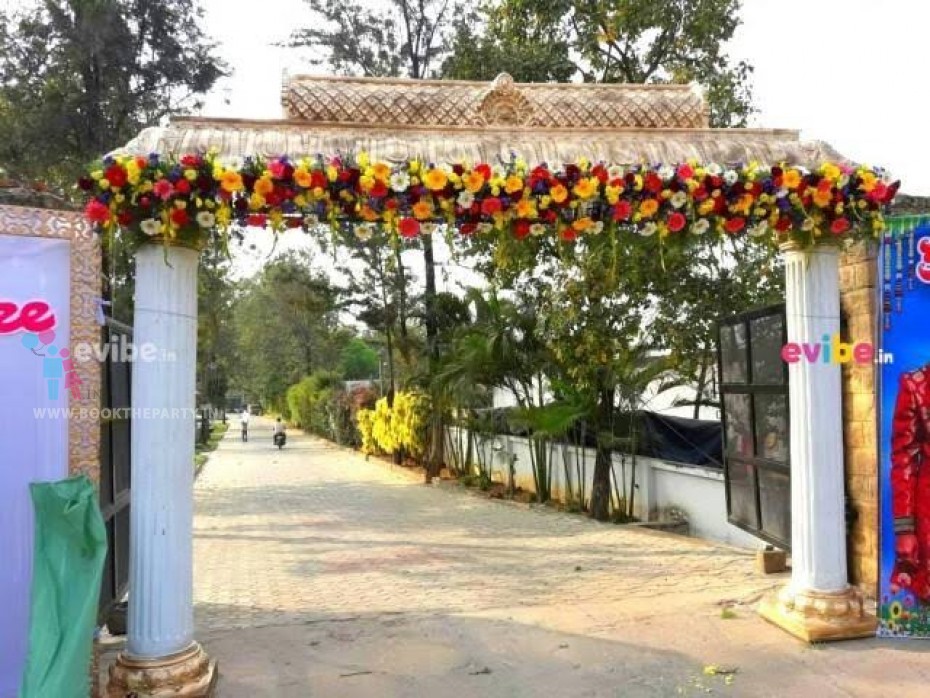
758,584,877,643
106,642,217,697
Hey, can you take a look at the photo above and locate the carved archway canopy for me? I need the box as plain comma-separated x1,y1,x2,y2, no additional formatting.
116,73,850,168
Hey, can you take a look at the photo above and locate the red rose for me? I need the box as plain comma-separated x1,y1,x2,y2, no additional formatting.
84,199,110,224
286,217,302,229
565,164,580,181
310,171,327,189
591,165,609,183
693,185,708,201
370,181,388,198
644,172,663,194
170,208,190,226
543,209,557,223
385,199,398,210
139,196,151,208
77,177,93,192
560,227,577,242
612,200,633,222
830,217,851,235
474,163,492,180
175,179,191,195
667,212,686,233
247,213,267,227
398,217,420,238
480,197,503,216
514,220,531,239
104,165,128,189
724,217,746,234
459,222,477,236
117,210,133,226
180,154,202,168
677,164,694,180
775,216,792,233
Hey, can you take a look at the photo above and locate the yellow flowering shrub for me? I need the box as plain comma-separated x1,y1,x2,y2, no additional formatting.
358,391,430,460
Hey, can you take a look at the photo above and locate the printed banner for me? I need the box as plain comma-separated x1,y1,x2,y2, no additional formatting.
879,218,930,638
0,234,71,695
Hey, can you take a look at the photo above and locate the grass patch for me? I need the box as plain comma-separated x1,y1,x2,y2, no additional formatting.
195,421,228,477
720,607,738,620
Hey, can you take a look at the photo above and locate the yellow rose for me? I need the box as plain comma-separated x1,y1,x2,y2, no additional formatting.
254,177,274,196
572,217,594,232
504,175,524,195
423,169,448,191
326,165,338,182
464,171,485,193
605,185,622,205
550,184,568,204
357,151,370,168
813,187,833,208
359,175,375,191
371,163,391,183
294,167,313,188
249,192,265,209
412,200,433,220
821,163,841,182
573,177,598,199
184,169,198,182
782,169,801,189
698,199,715,216
639,198,659,217
516,199,537,219
219,170,243,193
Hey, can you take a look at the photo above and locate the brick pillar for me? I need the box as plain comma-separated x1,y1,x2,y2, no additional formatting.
838,242,879,593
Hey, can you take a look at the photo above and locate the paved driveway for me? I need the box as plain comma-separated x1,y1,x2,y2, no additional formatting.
193,418,930,697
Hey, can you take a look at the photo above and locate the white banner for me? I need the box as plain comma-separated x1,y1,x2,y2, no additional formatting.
0,234,71,696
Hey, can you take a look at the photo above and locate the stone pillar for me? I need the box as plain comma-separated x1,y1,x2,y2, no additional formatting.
758,243,876,642
108,242,217,696
839,243,880,591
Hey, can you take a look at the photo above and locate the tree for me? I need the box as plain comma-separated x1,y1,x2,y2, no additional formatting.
285,0,473,79
198,245,236,407
445,0,754,127
339,338,380,381
0,0,227,186
233,252,347,409
287,0,477,475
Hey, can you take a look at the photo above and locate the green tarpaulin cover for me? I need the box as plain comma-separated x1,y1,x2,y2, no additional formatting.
19,475,107,698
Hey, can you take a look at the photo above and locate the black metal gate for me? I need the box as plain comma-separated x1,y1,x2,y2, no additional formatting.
98,318,132,620
718,304,791,550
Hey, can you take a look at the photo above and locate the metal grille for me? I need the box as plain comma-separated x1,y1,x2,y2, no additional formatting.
718,304,791,550
98,318,132,620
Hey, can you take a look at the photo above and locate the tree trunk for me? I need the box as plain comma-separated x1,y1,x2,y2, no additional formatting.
590,385,614,521
693,355,709,420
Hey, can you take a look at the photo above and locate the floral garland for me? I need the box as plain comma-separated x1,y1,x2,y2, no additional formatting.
79,151,898,250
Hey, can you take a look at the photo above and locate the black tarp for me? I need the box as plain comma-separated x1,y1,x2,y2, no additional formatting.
637,411,723,468
460,407,723,468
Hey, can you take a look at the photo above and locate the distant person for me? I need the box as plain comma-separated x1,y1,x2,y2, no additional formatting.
272,417,287,449
240,409,250,442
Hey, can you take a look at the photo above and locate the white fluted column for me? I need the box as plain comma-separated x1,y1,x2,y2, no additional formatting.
759,243,875,642
109,242,216,695
784,245,848,592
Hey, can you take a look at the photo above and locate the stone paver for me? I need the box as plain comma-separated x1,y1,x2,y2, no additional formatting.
193,418,930,697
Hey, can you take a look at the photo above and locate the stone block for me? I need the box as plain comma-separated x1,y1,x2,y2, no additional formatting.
846,474,878,502
841,289,875,316
851,393,876,422
846,446,878,476
853,261,877,289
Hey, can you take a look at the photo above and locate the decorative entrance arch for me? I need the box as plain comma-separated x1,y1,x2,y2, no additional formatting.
88,74,893,695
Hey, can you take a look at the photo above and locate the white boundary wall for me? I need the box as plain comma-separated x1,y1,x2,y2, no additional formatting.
446,427,761,549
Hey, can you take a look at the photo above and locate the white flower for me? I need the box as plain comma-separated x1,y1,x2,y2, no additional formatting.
670,191,688,209
607,165,624,180
390,172,410,192
420,222,437,235
355,223,374,241
477,222,493,234
530,223,546,237
196,211,215,228
802,218,815,231
591,221,604,234
457,190,474,208
640,222,658,237
658,164,675,181
140,218,161,237
706,163,723,176
304,213,319,227
723,169,739,186
748,220,769,238
776,187,789,199
691,219,710,235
